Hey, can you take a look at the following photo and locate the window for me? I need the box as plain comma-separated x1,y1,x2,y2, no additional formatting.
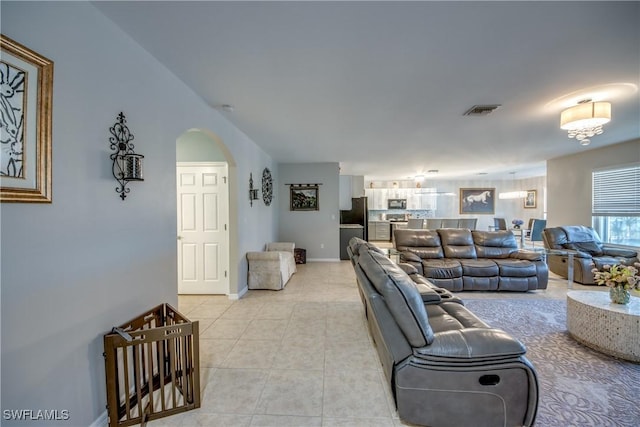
592,164,640,247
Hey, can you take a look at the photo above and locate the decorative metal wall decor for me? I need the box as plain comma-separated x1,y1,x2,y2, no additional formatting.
262,168,273,206
249,173,259,206
0,35,53,203
109,112,144,200
288,183,321,211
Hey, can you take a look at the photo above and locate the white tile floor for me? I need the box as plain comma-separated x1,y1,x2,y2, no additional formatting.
152,258,601,427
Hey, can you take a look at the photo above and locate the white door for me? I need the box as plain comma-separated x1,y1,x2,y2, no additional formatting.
176,163,229,294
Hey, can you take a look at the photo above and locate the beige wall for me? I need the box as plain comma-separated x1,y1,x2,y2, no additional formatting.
547,139,640,228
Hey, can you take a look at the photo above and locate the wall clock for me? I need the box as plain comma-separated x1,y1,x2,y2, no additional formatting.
262,168,273,206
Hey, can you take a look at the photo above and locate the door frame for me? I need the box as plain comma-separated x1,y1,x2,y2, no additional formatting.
175,128,239,299
176,161,230,295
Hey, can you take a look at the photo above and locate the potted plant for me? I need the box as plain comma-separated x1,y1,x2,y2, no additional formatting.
591,263,640,304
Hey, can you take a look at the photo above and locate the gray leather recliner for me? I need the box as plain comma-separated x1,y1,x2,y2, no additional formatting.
542,225,638,285
395,228,548,291
347,237,539,427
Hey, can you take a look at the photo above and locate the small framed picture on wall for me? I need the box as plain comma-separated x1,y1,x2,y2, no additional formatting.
524,190,537,208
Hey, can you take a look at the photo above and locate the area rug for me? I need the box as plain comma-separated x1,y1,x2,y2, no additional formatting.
464,299,640,427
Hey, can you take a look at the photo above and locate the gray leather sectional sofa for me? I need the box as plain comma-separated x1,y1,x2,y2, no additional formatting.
542,225,639,285
395,228,548,291
347,237,538,427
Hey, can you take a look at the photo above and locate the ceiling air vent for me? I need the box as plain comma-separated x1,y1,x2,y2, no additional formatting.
463,104,501,116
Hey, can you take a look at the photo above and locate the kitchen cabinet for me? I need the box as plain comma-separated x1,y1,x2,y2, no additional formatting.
351,175,365,198
366,189,389,210
339,176,353,210
341,175,366,210
368,221,391,241
407,191,421,210
367,188,433,210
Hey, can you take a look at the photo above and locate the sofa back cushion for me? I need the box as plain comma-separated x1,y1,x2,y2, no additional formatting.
542,226,567,249
358,249,435,347
348,236,385,257
472,230,518,258
438,229,477,259
565,241,604,256
560,226,604,255
395,229,444,259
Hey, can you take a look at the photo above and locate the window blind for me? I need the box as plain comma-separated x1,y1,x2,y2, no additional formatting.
592,164,640,217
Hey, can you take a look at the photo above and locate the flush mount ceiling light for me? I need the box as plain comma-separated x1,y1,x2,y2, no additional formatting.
560,99,611,146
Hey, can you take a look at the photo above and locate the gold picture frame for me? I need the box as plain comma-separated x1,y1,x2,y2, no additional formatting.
524,190,537,209
1,34,53,203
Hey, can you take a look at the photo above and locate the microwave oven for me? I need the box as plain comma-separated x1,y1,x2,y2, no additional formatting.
388,199,407,209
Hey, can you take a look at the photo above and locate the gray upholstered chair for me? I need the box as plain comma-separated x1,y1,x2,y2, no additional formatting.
542,226,638,285
458,218,478,230
425,218,442,229
527,219,546,249
247,242,297,290
440,218,459,228
525,218,536,237
493,218,507,231
407,218,424,229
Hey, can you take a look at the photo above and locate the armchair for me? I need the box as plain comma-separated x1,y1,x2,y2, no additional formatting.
247,242,297,290
493,218,507,231
542,226,638,285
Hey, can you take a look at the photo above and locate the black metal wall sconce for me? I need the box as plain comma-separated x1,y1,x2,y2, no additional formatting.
249,173,259,206
109,112,144,200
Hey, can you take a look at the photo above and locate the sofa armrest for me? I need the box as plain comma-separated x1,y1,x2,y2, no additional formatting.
413,328,526,360
400,251,422,262
602,247,638,258
398,263,419,275
510,250,543,261
549,249,591,259
414,282,442,304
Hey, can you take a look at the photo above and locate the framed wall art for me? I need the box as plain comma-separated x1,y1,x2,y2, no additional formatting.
459,188,495,214
1,35,54,203
524,190,537,209
290,184,319,211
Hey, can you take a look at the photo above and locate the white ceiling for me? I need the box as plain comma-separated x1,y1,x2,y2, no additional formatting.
94,1,640,181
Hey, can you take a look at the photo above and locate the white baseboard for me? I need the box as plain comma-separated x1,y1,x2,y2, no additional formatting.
89,411,108,427
306,258,341,262
229,286,248,300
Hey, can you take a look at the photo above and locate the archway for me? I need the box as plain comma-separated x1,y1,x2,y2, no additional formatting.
176,129,239,297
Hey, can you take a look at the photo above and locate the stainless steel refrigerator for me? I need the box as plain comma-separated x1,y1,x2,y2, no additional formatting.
339,197,369,260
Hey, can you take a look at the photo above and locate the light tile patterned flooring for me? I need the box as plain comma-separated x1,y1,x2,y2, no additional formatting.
156,258,601,427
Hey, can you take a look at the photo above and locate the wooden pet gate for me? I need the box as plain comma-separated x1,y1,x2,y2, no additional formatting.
103,303,200,426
